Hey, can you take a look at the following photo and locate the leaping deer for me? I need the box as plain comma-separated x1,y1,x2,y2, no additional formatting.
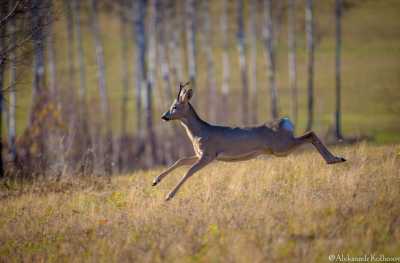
153,82,346,201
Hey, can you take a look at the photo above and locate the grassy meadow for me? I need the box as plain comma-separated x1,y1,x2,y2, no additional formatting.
1,0,399,262
1,143,399,262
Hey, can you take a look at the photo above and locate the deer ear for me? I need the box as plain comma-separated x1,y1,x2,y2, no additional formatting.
186,88,193,100
180,88,193,103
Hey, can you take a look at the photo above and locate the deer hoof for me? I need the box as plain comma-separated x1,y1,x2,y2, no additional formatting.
328,157,346,164
165,193,174,201
152,178,160,186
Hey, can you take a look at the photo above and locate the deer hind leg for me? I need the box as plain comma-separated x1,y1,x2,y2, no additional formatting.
295,132,346,164
152,156,198,186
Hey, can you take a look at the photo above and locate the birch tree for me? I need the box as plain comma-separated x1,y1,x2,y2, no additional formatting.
157,2,173,103
146,0,158,164
133,0,143,139
249,0,258,124
8,1,17,165
168,0,183,86
288,0,298,126
201,0,217,122
89,0,110,126
73,0,87,109
119,0,130,139
157,0,174,163
305,0,315,131
263,0,278,120
47,0,57,98
335,0,343,140
220,0,230,121
89,0,112,174
185,0,196,102
237,0,249,125
30,0,46,124
63,0,75,84
134,0,157,164
0,2,8,178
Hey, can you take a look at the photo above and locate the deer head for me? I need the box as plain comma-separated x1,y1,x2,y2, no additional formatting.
161,81,192,121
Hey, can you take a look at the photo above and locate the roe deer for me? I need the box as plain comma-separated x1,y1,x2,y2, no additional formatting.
153,82,346,201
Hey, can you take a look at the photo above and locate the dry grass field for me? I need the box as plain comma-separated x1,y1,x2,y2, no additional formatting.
0,143,399,262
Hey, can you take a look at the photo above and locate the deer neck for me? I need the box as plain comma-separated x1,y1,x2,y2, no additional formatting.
179,103,208,138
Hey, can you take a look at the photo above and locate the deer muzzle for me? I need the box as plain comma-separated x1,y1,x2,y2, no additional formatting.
161,112,171,121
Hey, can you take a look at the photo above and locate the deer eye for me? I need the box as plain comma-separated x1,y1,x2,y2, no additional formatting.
172,106,177,110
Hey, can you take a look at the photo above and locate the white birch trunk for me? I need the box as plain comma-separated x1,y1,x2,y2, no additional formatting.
220,0,230,122
133,0,144,139
119,0,129,137
288,0,298,126
202,0,217,122
263,0,278,120
146,0,158,164
185,0,196,102
72,0,86,106
249,0,258,124
237,0,249,125
89,0,112,174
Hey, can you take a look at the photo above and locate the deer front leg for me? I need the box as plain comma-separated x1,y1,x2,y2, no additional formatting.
152,156,198,186
165,155,214,201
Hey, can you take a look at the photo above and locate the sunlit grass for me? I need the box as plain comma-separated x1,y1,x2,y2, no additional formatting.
0,143,399,262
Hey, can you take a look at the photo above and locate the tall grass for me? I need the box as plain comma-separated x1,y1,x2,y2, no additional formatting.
0,143,399,262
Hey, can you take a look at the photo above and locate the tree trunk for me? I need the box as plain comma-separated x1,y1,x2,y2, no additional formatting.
119,0,129,139
335,0,343,140
30,0,46,123
305,0,315,131
249,0,258,124
47,0,57,98
185,0,196,102
263,0,278,120
73,0,87,108
167,0,186,158
132,1,143,140
0,2,8,178
135,0,157,165
89,0,112,174
146,0,158,165
169,0,183,85
157,0,174,164
63,0,75,85
220,0,230,122
288,0,298,127
237,0,249,125
118,0,130,171
8,1,17,166
201,0,217,122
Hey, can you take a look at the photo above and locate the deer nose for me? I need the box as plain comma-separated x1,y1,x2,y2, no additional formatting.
161,112,170,121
